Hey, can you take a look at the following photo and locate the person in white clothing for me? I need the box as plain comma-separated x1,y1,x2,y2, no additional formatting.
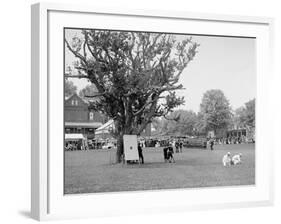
231,153,242,165
222,152,232,166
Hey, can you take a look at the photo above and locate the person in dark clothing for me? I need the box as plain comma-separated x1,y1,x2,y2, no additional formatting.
167,146,175,163
210,139,214,150
163,147,168,162
179,141,183,153
138,143,144,164
175,141,179,153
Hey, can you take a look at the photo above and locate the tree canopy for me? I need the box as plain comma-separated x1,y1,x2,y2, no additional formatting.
198,89,232,134
153,110,198,136
78,84,99,98
65,29,199,162
235,98,255,128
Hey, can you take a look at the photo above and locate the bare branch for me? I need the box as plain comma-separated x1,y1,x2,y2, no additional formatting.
64,74,88,79
65,38,88,65
133,96,164,116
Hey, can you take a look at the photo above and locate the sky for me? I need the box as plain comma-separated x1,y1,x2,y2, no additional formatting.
65,29,256,113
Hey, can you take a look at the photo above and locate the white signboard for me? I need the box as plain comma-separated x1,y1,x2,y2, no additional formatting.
123,135,139,161
207,130,215,138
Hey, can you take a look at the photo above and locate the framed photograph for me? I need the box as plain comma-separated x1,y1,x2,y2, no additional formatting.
31,2,274,221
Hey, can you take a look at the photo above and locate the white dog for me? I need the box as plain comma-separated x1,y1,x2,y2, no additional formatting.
231,153,242,165
222,152,232,166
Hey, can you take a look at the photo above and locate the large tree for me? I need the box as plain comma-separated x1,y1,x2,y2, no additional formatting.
65,30,199,162
199,89,232,135
235,99,255,128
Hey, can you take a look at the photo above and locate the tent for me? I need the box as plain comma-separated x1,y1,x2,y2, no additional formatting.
95,120,114,134
95,120,115,139
65,133,85,140
65,134,87,150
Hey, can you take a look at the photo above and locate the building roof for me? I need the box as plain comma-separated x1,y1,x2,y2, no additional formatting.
65,93,100,105
95,119,114,134
65,121,102,128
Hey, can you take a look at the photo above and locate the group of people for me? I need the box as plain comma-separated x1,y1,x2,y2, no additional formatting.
65,141,84,151
174,140,184,153
139,140,243,166
207,136,249,151
162,139,185,163
163,146,176,163
222,152,242,166
210,136,254,146
137,141,177,164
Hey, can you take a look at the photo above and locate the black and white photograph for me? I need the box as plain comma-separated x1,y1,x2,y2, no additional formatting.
64,28,256,194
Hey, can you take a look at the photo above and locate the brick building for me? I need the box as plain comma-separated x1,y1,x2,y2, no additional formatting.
64,93,106,138
65,93,151,140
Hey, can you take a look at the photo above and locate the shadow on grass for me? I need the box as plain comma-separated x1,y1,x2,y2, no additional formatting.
102,159,201,169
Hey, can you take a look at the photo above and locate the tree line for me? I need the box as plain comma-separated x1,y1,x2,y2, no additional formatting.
153,90,255,136
66,80,255,137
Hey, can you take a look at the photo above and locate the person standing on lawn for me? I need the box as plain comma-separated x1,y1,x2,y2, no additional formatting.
210,138,214,150
175,140,179,153
167,146,175,163
163,146,168,162
138,143,144,164
179,140,183,153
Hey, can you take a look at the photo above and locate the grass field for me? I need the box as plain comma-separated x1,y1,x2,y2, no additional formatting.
64,144,255,194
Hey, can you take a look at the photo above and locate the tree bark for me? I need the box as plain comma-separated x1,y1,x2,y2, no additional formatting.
116,134,124,163
115,123,134,163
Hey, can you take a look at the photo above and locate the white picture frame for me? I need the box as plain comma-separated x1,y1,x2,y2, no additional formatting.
31,2,274,221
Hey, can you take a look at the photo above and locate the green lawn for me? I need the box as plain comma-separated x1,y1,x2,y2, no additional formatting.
64,144,255,194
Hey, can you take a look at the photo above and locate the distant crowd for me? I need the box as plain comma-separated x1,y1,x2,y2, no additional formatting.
209,136,255,145
65,134,255,151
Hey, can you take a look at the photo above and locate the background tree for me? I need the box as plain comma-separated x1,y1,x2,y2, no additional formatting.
199,89,232,135
235,98,255,128
65,79,77,97
79,84,99,97
154,110,197,135
194,112,206,135
151,118,163,135
65,30,199,162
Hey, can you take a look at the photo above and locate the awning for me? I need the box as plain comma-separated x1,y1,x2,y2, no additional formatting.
65,121,102,129
65,133,85,140
95,120,114,135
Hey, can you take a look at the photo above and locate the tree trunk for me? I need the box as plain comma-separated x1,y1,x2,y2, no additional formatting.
116,134,124,163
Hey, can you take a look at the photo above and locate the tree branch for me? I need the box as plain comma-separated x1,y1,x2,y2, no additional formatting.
65,38,88,65
133,96,164,116
64,74,88,79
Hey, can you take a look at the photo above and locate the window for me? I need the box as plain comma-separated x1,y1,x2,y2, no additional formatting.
71,99,78,106
89,112,94,120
